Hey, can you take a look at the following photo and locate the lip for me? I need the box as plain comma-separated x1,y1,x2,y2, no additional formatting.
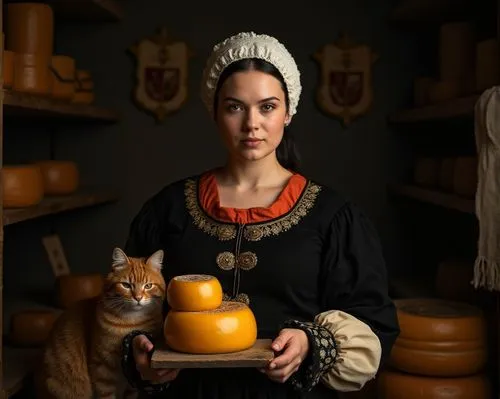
241,138,263,148
242,138,263,142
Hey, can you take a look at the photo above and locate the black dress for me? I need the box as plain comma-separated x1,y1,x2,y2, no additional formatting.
121,173,400,399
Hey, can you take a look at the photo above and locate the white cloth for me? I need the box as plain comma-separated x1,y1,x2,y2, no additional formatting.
473,86,500,291
200,32,302,118
315,310,381,392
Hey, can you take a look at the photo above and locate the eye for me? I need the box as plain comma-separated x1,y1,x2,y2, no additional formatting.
121,282,131,289
144,283,153,290
227,103,243,112
261,103,276,112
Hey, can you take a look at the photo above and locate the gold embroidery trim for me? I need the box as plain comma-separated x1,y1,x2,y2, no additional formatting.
185,180,236,240
215,251,257,271
238,251,258,271
243,182,321,241
216,251,235,270
185,179,321,241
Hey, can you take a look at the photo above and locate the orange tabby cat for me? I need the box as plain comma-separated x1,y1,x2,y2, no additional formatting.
36,248,166,399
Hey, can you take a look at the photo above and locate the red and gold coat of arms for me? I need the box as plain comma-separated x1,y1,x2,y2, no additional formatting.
314,33,378,126
130,27,192,122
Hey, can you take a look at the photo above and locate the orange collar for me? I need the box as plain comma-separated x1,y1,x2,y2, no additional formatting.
198,171,307,224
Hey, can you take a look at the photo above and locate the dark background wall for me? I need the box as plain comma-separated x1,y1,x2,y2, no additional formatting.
3,0,422,310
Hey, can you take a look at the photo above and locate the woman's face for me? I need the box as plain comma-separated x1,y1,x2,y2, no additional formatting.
215,69,290,163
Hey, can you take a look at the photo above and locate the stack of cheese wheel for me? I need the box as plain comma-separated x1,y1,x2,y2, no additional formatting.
50,55,76,101
378,298,491,399
163,274,257,354
72,70,95,105
6,3,54,96
4,3,85,103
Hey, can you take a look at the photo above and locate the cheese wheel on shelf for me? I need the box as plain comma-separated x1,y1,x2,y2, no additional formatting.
50,55,76,101
9,309,60,346
390,298,487,377
6,3,54,57
2,165,44,208
56,273,104,309
167,274,223,312
164,301,257,354
377,368,491,399
35,160,79,195
3,49,14,89
13,52,51,95
72,70,94,105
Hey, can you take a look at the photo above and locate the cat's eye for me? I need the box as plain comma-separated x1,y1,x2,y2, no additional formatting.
121,282,132,289
144,283,153,289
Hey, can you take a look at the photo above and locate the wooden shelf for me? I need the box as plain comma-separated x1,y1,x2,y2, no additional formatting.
388,95,479,124
3,91,119,122
5,0,123,22
3,188,119,226
389,184,475,214
389,0,472,24
50,0,123,22
3,346,42,397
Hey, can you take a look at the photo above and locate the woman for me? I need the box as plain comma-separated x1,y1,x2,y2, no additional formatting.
121,32,399,398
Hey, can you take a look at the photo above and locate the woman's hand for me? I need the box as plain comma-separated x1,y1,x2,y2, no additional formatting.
260,328,309,383
132,334,180,384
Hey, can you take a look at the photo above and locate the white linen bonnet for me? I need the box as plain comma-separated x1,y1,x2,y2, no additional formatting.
200,32,302,118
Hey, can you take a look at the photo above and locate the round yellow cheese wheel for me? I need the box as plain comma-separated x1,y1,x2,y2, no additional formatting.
166,274,223,312
9,309,60,346
56,273,104,309
377,369,491,399
164,301,257,354
35,160,79,195
2,164,44,208
390,298,487,377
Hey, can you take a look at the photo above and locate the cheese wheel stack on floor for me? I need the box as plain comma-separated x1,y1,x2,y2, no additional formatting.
377,298,491,399
163,274,257,354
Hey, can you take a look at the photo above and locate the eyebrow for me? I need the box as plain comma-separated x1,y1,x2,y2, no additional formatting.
223,96,281,103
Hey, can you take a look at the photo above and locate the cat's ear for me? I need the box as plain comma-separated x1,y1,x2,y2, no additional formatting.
146,249,164,271
112,247,129,270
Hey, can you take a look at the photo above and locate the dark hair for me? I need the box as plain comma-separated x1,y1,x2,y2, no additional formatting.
213,58,301,172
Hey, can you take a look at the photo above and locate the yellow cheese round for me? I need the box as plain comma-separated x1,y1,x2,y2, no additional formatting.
378,369,491,399
35,160,79,195
164,301,257,354
390,298,487,377
2,164,44,208
167,274,223,312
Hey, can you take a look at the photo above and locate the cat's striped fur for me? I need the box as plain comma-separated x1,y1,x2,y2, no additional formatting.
36,248,166,399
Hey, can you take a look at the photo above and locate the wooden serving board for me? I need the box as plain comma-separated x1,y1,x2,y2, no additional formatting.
151,339,274,369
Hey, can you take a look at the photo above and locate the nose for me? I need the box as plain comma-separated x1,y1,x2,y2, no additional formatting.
243,108,259,132
134,295,143,303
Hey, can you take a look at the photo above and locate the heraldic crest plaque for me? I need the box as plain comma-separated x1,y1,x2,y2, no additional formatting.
129,27,192,122
314,33,378,126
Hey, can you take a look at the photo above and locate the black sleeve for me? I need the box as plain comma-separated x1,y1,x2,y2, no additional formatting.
319,203,400,363
283,320,338,392
287,202,400,392
124,198,162,258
